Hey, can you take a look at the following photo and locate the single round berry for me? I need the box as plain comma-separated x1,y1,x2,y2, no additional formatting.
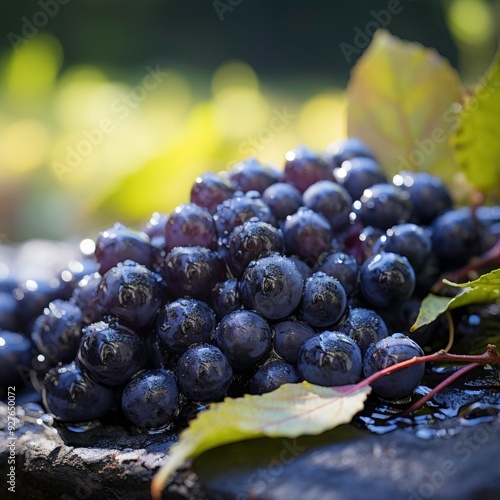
363,334,425,399
42,361,114,422
211,278,242,321
226,219,284,277
176,343,233,402
297,331,362,386
283,145,334,193
316,251,359,296
239,254,304,320
303,180,352,233
213,193,276,239
283,208,332,260
77,321,147,386
162,246,225,300
190,171,236,214
121,369,179,428
351,183,413,230
299,272,347,328
31,299,83,363
96,260,163,330
165,203,217,252
227,157,280,193
431,209,481,266
94,223,153,274
337,307,389,355
156,298,216,354
0,331,32,386
216,310,272,369
360,252,415,308
142,211,169,248
376,223,432,272
333,157,387,201
71,272,102,324
393,171,452,224
262,182,303,220
248,359,300,395
273,318,317,364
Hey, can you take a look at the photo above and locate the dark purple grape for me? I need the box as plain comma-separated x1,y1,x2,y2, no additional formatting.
162,246,226,300
248,359,300,395
239,254,304,320
226,219,283,277
71,272,102,324
213,192,276,239
283,145,334,193
273,318,317,364
337,307,389,355
376,223,432,272
316,251,359,296
156,298,216,354
262,182,303,220
216,310,272,369
363,334,425,399
121,368,179,428
42,361,114,422
0,331,32,386
393,171,452,224
77,321,147,386
142,212,169,248
176,343,233,402
94,223,153,274
283,208,332,260
298,272,347,328
31,299,83,363
431,209,481,266
297,331,362,386
351,183,413,230
190,171,236,214
211,278,242,321
0,292,20,332
360,252,415,309
326,137,375,169
227,157,280,193
96,260,163,330
303,180,352,233
165,203,217,252
333,157,387,201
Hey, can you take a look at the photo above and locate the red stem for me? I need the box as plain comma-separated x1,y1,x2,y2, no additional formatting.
400,362,480,417
350,344,500,395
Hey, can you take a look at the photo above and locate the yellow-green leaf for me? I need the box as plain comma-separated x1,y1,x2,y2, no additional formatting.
452,53,500,192
411,268,500,330
151,382,371,499
347,30,463,179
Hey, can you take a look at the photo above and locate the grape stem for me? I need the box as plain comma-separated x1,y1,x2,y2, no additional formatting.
400,362,480,417
351,344,500,394
432,238,500,293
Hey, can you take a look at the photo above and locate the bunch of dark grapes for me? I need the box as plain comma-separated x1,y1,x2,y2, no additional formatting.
2,137,499,431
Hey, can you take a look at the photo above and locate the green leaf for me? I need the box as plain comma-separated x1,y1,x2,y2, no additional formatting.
411,268,500,330
452,53,500,192
347,30,463,180
151,382,371,499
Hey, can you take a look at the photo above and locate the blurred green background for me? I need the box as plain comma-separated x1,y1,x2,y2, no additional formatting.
0,0,498,242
